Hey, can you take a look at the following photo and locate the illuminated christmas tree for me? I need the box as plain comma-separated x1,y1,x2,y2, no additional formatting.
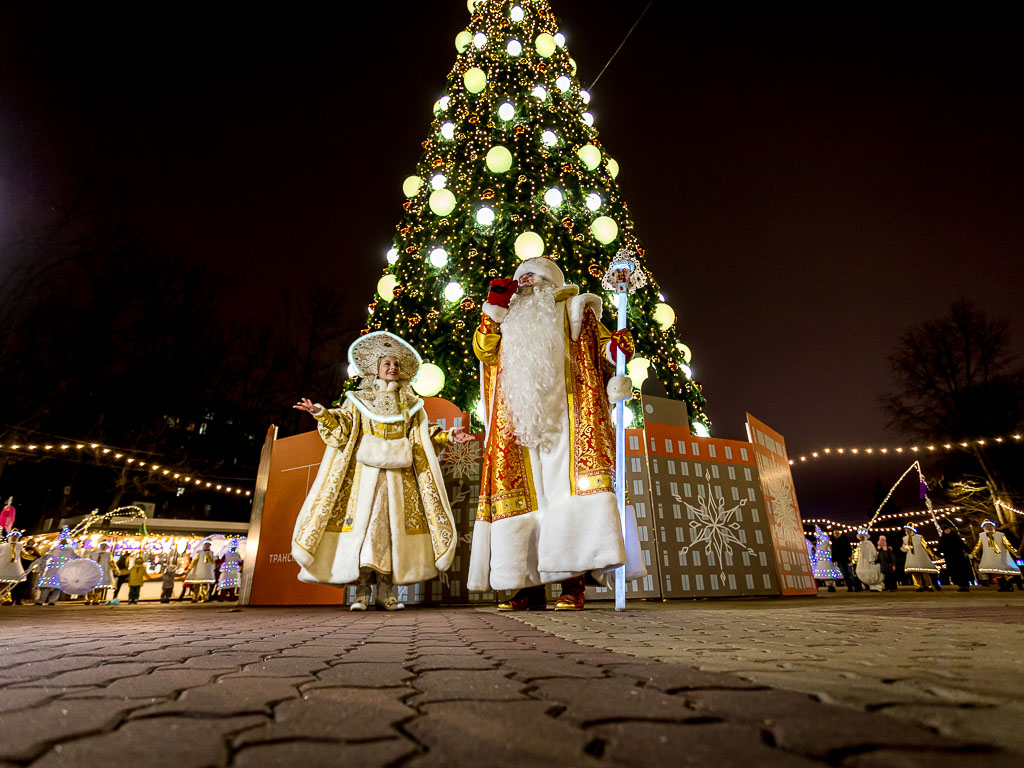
363,0,709,432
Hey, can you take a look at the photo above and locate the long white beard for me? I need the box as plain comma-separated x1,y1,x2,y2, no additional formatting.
500,285,565,449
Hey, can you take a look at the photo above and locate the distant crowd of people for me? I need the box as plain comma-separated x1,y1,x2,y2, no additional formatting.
0,528,243,606
808,521,1021,593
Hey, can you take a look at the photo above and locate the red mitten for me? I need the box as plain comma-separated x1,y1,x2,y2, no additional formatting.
486,277,517,308
608,329,635,363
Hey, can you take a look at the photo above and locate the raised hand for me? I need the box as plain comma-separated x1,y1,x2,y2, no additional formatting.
486,277,517,309
293,398,320,415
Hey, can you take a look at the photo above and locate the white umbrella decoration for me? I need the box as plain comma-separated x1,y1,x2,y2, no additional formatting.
57,558,103,595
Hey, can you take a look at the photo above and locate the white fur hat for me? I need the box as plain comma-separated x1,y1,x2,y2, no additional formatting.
514,257,565,288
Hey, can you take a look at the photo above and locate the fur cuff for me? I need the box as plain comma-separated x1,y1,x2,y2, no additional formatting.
606,375,632,404
482,303,509,324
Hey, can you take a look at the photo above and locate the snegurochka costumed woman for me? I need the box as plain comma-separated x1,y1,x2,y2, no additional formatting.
291,331,472,611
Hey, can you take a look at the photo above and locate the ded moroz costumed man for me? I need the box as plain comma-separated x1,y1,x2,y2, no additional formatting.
291,332,471,611
468,256,640,611
902,524,940,592
972,520,1020,592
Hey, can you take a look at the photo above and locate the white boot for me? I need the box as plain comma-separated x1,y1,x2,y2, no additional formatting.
376,573,404,611
350,569,372,612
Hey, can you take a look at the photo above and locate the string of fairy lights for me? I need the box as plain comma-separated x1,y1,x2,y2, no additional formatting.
362,0,708,431
789,432,1023,465
804,506,963,535
0,440,252,497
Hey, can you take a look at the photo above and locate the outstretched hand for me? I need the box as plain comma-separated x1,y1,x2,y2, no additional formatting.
451,427,474,443
293,398,320,415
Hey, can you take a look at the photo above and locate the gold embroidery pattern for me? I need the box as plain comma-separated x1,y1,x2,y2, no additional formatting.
410,416,455,557
568,308,616,497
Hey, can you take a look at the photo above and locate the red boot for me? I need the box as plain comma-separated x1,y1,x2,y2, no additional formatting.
554,576,586,611
497,585,547,611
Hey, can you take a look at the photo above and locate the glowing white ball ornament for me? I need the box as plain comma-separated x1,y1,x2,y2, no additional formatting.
607,157,620,178
585,192,602,211
675,342,692,363
613,407,636,428
691,421,711,438
403,176,423,198
514,231,545,260
543,187,563,207
413,363,446,397
463,67,487,94
377,275,398,303
439,95,450,111
455,31,473,53
498,102,515,121
680,363,693,379
581,112,594,126
432,100,442,115
485,145,513,173
476,206,495,225
440,122,455,140
532,85,547,100
535,33,556,58
556,75,571,93
554,32,566,47
507,39,522,56
430,173,447,190
473,32,487,49
626,357,650,388
386,247,399,264
429,248,449,268
428,188,457,217
541,130,557,147
510,5,524,22
466,0,480,12
578,143,601,170
443,281,464,302
590,216,619,244
653,302,676,330
580,89,591,104
568,57,578,75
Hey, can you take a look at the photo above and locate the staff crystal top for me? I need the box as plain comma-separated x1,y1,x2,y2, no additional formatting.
601,248,647,295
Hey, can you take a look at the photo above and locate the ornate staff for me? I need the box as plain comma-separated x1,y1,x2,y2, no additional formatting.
602,249,646,611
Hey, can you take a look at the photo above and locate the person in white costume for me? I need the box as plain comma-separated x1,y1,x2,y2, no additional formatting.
0,531,26,604
85,541,116,605
852,529,884,591
184,541,217,602
292,331,470,611
36,530,78,605
972,520,1020,592
217,539,242,600
901,525,939,592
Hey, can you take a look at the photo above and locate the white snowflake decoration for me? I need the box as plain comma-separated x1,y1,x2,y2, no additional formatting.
756,454,800,546
441,439,481,480
682,471,756,582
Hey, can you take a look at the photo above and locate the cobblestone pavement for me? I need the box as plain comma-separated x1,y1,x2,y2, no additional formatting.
512,589,1024,759
0,596,1018,768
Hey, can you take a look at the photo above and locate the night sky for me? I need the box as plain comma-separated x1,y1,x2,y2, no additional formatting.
2,2,1022,521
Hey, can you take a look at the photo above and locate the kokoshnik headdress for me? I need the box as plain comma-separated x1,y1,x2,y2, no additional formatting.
348,331,422,382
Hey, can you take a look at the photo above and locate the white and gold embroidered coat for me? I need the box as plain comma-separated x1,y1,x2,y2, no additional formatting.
291,388,456,586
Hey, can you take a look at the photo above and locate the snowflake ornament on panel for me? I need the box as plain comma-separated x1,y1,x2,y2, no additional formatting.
756,454,800,546
682,471,756,583
440,439,481,481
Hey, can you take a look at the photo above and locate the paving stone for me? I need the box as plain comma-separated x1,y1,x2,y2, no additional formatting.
414,646,483,656
685,689,966,758
404,700,600,768
410,655,496,672
31,715,265,768
58,668,226,700
0,687,56,713
128,647,209,663
592,721,823,767
504,656,606,681
409,669,530,704
223,656,332,678
233,739,416,768
531,677,696,723
175,651,266,668
131,676,307,716
14,662,160,689
306,662,415,689
0,699,149,762
604,662,763,691
340,644,414,663
234,687,412,745
0,656,99,682
843,748,1020,768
